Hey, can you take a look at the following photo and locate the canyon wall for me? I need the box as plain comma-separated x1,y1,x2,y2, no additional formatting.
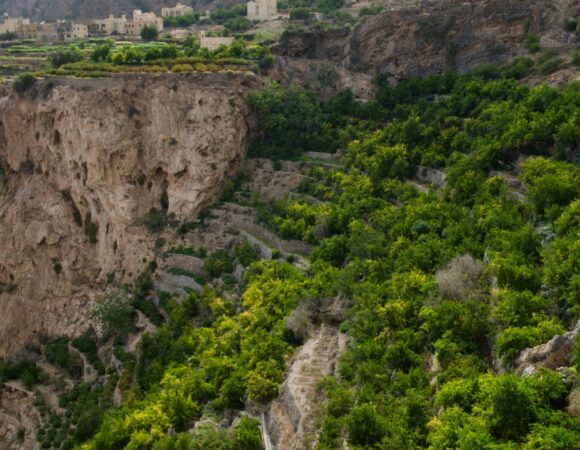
0,72,259,357
273,0,580,93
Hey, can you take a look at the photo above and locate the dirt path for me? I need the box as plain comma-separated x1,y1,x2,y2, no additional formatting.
68,344,97,383
125,310,158,353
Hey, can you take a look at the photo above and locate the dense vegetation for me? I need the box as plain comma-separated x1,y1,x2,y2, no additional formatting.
3,54,580,449
249,62,580,449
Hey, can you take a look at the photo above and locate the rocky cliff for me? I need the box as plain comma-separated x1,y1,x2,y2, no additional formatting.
0,72,259,357
273,0,580,91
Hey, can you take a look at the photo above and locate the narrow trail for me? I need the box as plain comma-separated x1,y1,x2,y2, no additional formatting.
68,344,97,383
125,310,158,353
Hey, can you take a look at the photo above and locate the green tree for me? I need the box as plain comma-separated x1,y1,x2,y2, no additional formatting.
92,290,136,340
141,25,159,41
347,403,386,447
233,416,262,450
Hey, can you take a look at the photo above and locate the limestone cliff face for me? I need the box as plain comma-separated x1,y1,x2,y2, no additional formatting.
0,72,259,357
274,0,580,85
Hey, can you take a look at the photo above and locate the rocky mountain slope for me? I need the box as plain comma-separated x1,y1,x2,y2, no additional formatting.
0,72,259,357
272,0,580,96
0,0,243,21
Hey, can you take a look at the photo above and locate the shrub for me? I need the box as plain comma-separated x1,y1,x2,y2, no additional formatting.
133,297,164,326
347,404,386,447
142,208,168,233
141,25,159,41
171,63,194,73
91,44,112,62
235,241,259,266
525,35,540,53
203,251,234,277
284,304,311,344
435,254,485,301
44,337,83,378
72,331,105,374
564,19,578,33
49,48,84,68
359,6,383,17
84,212,98,244
290,8,312,21
92,290,136,340
538,56,563,75
233,416,262,450
13,73,37,93
502,56,535,79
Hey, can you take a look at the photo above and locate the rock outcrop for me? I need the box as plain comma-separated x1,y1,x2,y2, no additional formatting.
0,72,259,357
0,383,40,450
515,319,580,376
274,0,580,88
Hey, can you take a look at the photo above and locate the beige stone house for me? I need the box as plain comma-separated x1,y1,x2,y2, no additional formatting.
247,0,278,21
162,3,194,17
87,10,163,37
19,22,59,41
0,14,30,35
57,21,89,41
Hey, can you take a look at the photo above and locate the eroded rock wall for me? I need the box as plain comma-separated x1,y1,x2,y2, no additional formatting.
274,0,580,86
0,72,259,357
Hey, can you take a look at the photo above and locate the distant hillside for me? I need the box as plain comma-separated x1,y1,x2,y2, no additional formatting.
0,0,244,21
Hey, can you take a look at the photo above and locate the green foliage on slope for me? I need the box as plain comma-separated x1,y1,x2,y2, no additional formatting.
8,59,580,449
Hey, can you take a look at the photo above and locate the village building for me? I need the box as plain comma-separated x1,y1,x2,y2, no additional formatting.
0,14,30,35
162,3,194,17
19,22,59,41
131,9,164,34
88,15,127,36
57,21,89,41
87,10,163,37
199,30,234,50
4,7,162,41
247,0,278,21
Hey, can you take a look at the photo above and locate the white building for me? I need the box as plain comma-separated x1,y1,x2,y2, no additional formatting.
247,0,278,21
162,3,194,17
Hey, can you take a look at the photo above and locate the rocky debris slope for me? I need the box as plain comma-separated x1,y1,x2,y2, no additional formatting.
0,72,259,357
273,0,580,90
